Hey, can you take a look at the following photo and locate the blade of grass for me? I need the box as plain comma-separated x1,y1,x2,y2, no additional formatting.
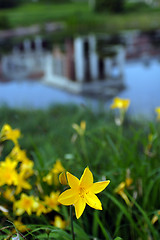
127,194,159,240
94,211,112,240
105,192,143,238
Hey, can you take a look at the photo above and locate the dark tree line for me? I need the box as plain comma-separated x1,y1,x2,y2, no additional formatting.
95,0,125,13
0,0,23,9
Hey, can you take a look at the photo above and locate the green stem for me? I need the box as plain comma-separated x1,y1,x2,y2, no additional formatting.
70,205,75,240
80,136,89,166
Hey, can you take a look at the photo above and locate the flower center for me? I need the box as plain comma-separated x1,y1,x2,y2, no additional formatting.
79,187,88,198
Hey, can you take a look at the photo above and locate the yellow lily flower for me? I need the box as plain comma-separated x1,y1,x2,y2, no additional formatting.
44,191,60,212
43,160,65,185
13,218,29,233
0,124,21,145
155,107,160,121
58,167,110,219
15,171,32,195
114,178,133,207
9,145,26,162
72,121,86,136
110,97,130,125
14,194,37,216
110,97,130,110
51,215,66,229
0,157,18,186
3,188,15,202
33,199,48,216
151,210,160,224
43,172,53,185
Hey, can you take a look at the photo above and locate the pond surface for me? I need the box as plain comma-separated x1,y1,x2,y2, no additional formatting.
0,58,160,119
119,58,160,118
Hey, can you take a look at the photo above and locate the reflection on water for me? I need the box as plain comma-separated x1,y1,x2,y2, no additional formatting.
119,59,160,117
0,30,160,118
0,80,90,109
0,58,160,118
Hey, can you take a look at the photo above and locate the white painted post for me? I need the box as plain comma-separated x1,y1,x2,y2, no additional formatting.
35,36,43,53
1,56,8,76
104,57,112,78
23,39,32,53
45,54,54,80
117,46,125,77
88,35,99,81
74,37,85,82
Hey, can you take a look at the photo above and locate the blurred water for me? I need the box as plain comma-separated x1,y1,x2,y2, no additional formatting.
119,59,160,118
0,58,160,118
0,80,90,109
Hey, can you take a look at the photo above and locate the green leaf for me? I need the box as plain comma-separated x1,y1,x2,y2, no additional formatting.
114,237,123,240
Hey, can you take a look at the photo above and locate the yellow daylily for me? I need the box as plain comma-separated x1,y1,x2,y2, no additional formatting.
114,178,133,207
110,97,130,110
20,160,34,177
151,210,160,224
3,188,15,202
51,215,66,229
0,157,18,186
13,218,29,233
33,199,48,216
72,121,86,136
110,97,130,125
14,194,37,216
0,124,21,145
155,107,160,120
44,191,60,212
9,145,27,162
43,160,65,185
15,171,32,195
52,160,65,174
58,167,110,219
43,172,53,185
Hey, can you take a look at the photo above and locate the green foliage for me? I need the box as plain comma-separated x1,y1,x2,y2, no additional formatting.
1,105,160,239
0,1,160,32
125,1,150,12
0,14,10,30
95,0,125,13
39,0,71,3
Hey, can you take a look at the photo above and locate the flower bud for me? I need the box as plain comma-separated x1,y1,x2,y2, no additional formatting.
59,171,68,185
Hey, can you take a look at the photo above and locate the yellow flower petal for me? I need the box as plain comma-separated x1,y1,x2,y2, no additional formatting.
74,197,86,219
80,121,86,131
58,189,78,205
110,97,130,110
114,182,125,194
90,180,110,194
80,167,93,188
119,192,132,207
151,215,158,224
85,192,102,210
67,172,79,189
52,215,66,229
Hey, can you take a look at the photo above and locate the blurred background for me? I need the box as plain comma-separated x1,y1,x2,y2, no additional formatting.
0,0,160,117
